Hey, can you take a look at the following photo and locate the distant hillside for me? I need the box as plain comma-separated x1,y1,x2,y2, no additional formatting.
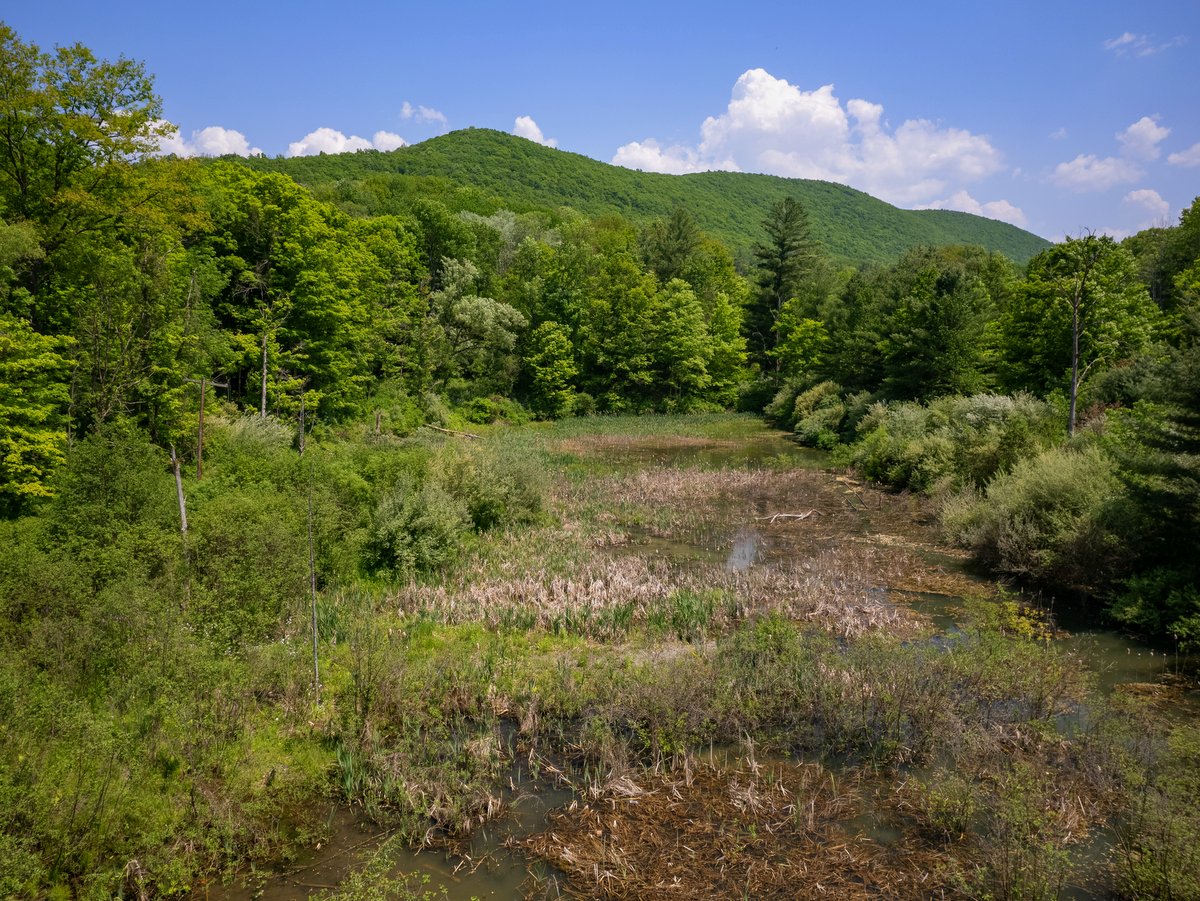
242,128,1050,266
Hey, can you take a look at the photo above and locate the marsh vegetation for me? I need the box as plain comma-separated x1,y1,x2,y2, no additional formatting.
7,413,1186,900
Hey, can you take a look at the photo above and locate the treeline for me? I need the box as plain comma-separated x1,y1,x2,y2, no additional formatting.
0,27,759,517
244,126,1051,267
762,203,1200,647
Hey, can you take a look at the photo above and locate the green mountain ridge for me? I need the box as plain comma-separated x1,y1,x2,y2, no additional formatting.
239,128,1051,267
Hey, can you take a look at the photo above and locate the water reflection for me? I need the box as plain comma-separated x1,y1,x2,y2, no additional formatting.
724,529,760,572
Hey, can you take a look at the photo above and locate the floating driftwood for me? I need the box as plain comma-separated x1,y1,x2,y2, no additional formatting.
755,510,820,524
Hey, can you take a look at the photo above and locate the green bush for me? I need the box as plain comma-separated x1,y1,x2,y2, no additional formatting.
942,445,1124,590
363,478,468,577
189,486,308,647
1111,568,1200,650
459,394,531,425
791,381,845,449
1113,724,1200,900
735,376,778,413
847,393,1062,492
431,443,543,532
762,377,806,430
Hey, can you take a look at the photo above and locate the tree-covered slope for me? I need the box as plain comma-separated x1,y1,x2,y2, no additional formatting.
242,128,1050,266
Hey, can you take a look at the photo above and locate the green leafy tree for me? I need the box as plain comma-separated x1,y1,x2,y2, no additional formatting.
1111,341,1200,645
747,198,819,369
0,312,70,514
652,279,711,407
773,305,828,377
878,249,995,401
817,267,891,392
523,320,577,418
704,289,748,406
429,258,527,394
641,207,702,283
0,25,172,273
577,253,658,410
1001,235,1159,433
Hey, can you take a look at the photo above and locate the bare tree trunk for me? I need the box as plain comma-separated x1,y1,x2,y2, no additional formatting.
1068,293,1081,437
306,462,320,701
260,330,269,418
170,444,188,537
298,391,306,456
196,378,206,480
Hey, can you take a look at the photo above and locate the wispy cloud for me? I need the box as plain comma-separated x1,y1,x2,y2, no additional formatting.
915,190,1027,227
1168,142,1200,167
1051,154,1142,192
1049,114,1171,192
1103,32,1188,57
400,102,448,127
1124,188,1169,222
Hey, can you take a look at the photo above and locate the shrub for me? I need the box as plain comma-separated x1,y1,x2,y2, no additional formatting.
189,487,308,647
1111,568,1200,651
459,394,531,425
847,393,1062,492
431,443,544,532
942,445,1124,590
762,378,806,430
791,381,845,449
363,478,468,577
735,376,778,414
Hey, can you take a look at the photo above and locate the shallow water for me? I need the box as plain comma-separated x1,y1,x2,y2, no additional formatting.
202,755,572,901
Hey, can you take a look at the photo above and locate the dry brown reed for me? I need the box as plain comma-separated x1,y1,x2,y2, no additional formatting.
388,545,917,639
518,760,951,899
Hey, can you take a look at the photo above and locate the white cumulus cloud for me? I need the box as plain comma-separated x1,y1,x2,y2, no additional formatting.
1050,154,1142,192
916,190,1028,227
1124,188,1170,221
286,127,406,157
1118,116,1170,160
512,116,559,148
400,102,448,126
371,131,407,152
156,123,262,157
611,68,1003,206
1168,142,1200,167
612,139,733,175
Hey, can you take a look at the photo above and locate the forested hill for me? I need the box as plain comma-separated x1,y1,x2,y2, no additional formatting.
240,128,1050,266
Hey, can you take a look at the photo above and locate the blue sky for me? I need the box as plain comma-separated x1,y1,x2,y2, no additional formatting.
6,1,1199,240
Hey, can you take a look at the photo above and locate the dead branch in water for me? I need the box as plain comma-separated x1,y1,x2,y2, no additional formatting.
755,510,820,524
420,424,481,440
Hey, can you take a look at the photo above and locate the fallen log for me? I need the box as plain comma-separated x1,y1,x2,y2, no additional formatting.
421,424,482,440
755,510,820,524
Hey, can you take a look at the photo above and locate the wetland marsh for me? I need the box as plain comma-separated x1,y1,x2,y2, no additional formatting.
205,415,1199,900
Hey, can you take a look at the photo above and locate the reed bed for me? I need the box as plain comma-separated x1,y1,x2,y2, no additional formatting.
388,546,917,640
518,760,951,899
